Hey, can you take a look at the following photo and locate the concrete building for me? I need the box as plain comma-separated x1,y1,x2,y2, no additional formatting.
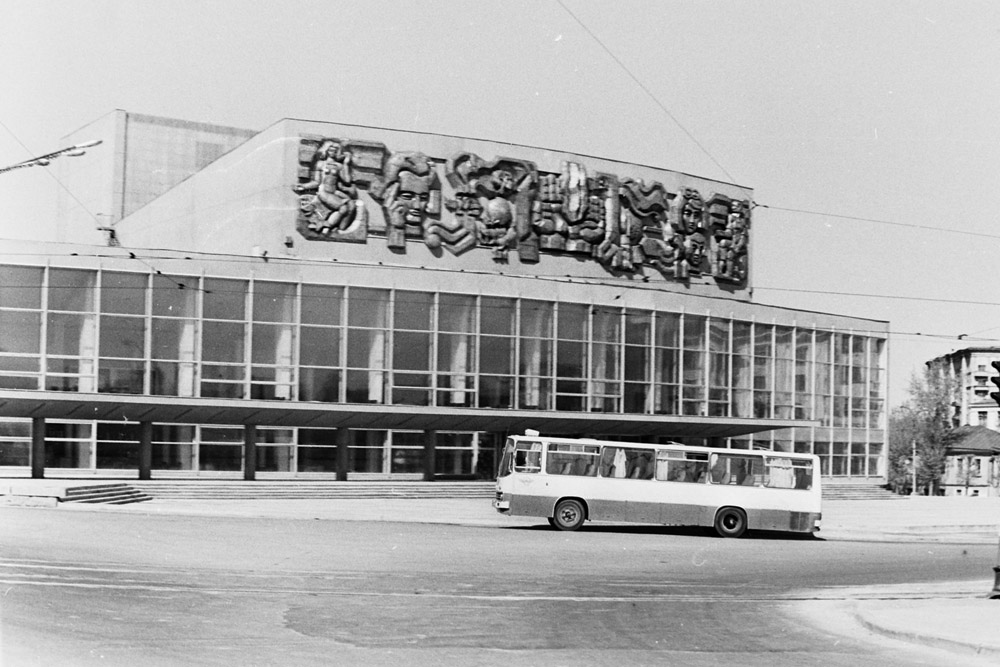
926,347,1000,430
925,348,1000,496
0,113,889,484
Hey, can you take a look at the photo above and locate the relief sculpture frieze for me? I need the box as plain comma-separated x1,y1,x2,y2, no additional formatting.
292,136,751,286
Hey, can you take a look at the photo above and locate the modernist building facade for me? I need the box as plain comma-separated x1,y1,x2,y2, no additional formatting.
0,114,889,482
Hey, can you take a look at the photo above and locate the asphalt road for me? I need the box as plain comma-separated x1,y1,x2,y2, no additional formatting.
0,507,994,666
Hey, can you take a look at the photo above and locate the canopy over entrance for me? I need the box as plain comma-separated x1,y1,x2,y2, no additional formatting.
0,390,816,439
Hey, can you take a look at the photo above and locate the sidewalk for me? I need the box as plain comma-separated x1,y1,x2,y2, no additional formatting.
798,580,1000,662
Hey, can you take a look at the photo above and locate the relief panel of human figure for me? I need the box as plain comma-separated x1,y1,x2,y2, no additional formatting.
293,138,385,243
619,178,682,276
707,195,750,283
369,152,441,250
445,153,537,261
674,187,707,277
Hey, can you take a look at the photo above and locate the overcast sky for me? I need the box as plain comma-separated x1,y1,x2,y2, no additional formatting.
2,0,999,408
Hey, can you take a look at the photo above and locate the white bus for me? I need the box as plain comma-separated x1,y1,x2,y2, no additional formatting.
493,433,821,538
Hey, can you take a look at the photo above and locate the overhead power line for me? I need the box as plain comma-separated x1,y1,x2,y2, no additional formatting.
755,286,1000,308
555,0,745,192
756,204,1000,241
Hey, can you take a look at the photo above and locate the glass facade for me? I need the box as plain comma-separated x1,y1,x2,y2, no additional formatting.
0,263,887,478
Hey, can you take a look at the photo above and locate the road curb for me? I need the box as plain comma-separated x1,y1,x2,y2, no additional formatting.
852,607,1000,660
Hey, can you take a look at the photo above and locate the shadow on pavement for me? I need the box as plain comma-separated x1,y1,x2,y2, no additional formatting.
503,522,823,541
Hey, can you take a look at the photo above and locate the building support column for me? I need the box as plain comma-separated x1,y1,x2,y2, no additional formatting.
138,421,153,480
243,424,257,481
336,428,349,482
423,430,437,482
30,417,45,479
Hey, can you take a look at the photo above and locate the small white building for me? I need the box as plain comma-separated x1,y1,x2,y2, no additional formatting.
941,426,1000,497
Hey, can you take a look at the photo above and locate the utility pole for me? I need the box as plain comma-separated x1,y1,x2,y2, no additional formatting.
911,439,918,496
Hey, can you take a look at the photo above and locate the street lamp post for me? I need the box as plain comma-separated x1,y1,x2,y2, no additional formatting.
0,139,103,175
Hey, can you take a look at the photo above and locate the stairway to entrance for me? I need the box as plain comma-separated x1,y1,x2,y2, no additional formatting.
822,483,904,501
129,480,496,500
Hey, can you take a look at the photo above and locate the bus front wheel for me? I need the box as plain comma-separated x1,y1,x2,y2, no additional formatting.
714,507,747,538
552,499,586,531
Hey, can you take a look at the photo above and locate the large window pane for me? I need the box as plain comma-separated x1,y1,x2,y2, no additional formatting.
49,269,96,312
152,318,197,361
348,430,386,472
348,288,389,328
558,304,588,340
46,313,96,356
98,359,145,394
252,323,295,365
152,274,198,316
203,278,247,320
479,336,513,374
101,271,147,314
253,281,296,323
299,368,341,402
298,446,338,472
592,308,620,343
439,294,476,333
520,300,553,338
100,316,146,358
481,297,515,335
346,329,387,368
300,326,340,367
395,291,433,330
393,331,430,370
0,265,43,309
0,311,41,354
203,321,245,363
301,284,343,326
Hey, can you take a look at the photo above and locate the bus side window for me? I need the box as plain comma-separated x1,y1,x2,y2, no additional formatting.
688,456,708,483
793,461,813,489
764,457,795,489
710,455,730,484
513,441,542,473
546,444,601,476
601,447,628,478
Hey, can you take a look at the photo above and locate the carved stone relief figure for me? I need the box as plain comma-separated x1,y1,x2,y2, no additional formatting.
445,153,537,261
675,188,707,277
293,139,375,242
708,195,750,283
533,171,571,251
588,173,622,268
439,188,481,255
369,152,441,250
478,197,518,260
291,136,751,287
619,178,681,275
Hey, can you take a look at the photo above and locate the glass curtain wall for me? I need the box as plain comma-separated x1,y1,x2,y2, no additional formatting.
150,274,198,397
47,269,97,392
0,265,43,392
98,271,147,394
0,263,891,478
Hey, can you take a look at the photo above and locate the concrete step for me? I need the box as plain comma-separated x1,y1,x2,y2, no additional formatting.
823,484,905,501
129,481,496,501
62,483,154,504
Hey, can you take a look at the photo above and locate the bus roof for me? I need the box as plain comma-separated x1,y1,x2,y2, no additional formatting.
507,434,818,461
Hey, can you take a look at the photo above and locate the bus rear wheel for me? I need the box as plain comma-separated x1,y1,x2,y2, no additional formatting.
714,507,747,538
552,499,586,531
